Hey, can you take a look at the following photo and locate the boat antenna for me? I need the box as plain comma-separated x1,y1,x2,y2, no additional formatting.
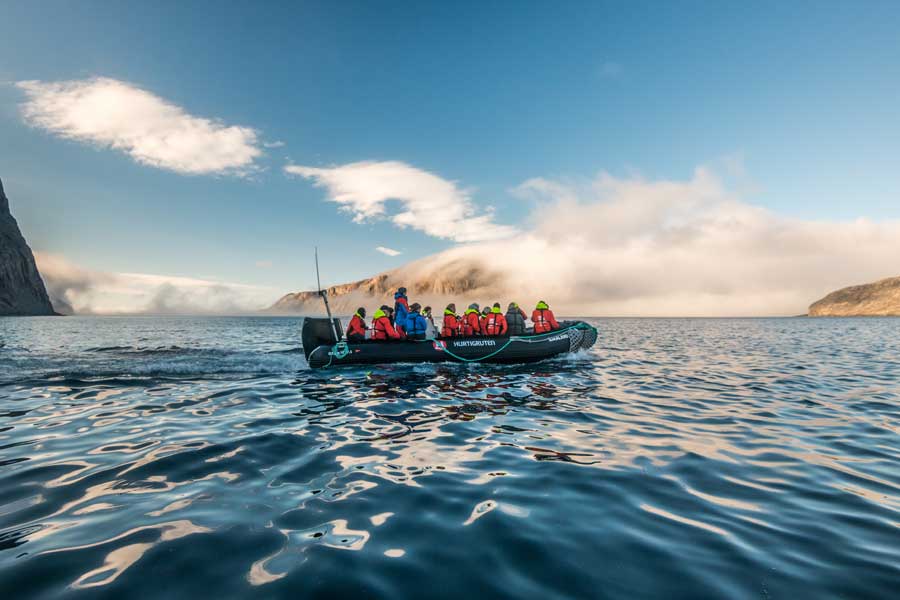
314,247,340,341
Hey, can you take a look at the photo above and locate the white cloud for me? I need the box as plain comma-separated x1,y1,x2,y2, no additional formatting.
17,77,262,176
255,260,273,268
376,246,402,257
289,166,900,317
263,140,285,148
35,253,277,314
478,167,900,315
284,160,518,243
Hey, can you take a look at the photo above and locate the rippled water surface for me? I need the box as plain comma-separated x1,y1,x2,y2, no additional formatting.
1,316,898,598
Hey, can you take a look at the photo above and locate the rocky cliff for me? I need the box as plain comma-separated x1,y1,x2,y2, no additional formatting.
268,255,506,315
0,178,57,316
808,276,900,316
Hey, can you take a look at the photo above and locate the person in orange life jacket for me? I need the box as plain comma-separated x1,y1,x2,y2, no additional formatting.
484,303,508,336
480,306,491,334
532,300,560,333
441,303,462,338
404,303,429,341
371,305,401,340
393,287,410,332
505,302,527,336
463,303,482,336
346,307,368,342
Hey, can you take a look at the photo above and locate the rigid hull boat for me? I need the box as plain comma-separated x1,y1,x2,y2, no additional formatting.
302,317,598,369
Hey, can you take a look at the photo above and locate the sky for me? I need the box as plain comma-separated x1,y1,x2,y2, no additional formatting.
1,1,899,314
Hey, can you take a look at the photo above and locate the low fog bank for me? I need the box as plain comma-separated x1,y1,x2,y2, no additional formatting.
37,167,900,317
35,253,276,315
278,167,900,317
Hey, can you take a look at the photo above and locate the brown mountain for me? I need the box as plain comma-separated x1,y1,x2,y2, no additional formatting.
0,178,57,316
808,276,900,316
268,256,506,315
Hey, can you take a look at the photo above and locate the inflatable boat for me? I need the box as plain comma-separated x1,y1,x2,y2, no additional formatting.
301,317,598,369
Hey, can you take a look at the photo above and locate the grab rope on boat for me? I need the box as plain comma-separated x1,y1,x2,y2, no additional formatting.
440,322,592,363
322,322,595,367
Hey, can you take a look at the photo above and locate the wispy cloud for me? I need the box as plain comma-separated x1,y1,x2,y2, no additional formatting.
17,77,262,176
376,246,402,256
35,253,276,314
263,140,285,148
255,260,273,268
284,160,518,243
301,166,900,317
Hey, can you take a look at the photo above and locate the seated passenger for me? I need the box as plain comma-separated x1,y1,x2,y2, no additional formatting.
480,306,491,333
393,287,410,332
463,303,482,336
346,307,368,342
422,306,436,339
484,302,508,336
505,302,527,336
404,302,429,341
441,303,461,338
372,305,401,340
532,300,560,333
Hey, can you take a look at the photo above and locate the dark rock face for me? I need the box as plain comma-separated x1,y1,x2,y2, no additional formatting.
0,178,57,316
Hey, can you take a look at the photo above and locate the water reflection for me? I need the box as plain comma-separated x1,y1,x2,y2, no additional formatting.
0,317,898,597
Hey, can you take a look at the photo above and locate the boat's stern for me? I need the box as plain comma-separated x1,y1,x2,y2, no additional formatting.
565,321,598,353
301,317,344,361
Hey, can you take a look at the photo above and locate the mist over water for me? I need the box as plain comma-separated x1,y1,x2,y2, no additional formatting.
1,316,898,598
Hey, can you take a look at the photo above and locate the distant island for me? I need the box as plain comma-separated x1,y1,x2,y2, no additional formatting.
809,276,900,316
0,177,57,316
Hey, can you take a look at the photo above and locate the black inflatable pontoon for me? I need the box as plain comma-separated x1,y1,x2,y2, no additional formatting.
301,317,598,369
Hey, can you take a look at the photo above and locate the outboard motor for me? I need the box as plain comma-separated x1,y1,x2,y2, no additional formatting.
301,317,344,360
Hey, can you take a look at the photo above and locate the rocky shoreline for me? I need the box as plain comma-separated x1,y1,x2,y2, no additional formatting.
808,276,900,317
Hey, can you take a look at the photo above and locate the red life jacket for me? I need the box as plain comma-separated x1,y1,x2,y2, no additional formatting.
441,312,460,338
347,313,367,339
484,311,508,336
532,308,559,334
372,313,400,340
463,310,482,336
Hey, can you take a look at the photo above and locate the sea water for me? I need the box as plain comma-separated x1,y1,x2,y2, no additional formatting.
0,316,897,598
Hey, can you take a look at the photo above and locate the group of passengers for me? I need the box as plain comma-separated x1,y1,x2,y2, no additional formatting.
345,286,560,343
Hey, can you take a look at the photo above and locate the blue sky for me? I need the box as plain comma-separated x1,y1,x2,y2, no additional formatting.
1,1,899,309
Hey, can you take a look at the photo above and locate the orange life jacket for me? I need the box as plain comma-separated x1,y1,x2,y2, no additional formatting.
463,310,482,336
532,308,559,334
372,312,400,340
347,313,367,339
441,311,460,338
484,311,508,336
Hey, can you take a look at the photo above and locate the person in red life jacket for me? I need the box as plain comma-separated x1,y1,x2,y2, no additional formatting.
441,303,461,338
532,300,560,333
346,307,368,342
463,303,482,336
393,287,410,332
484,303,508,336
371,305,401,340
480,306,491,333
